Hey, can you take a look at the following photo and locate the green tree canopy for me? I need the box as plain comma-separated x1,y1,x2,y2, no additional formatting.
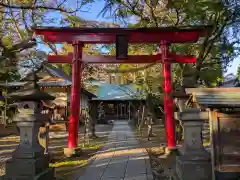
98,0,240,87
237,65,240,79
0,0,88,80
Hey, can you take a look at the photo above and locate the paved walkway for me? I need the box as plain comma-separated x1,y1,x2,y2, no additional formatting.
78,121,153,180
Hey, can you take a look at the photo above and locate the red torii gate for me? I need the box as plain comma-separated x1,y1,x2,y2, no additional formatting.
33,26,211,154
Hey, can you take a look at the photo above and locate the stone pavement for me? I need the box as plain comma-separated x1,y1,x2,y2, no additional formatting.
78,121,153,180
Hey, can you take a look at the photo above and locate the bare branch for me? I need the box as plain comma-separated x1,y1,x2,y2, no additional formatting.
0,2,79,13
21,10,31,34
46,43,58,55
144,0,159,27
8,1,23,41
10,38,36,52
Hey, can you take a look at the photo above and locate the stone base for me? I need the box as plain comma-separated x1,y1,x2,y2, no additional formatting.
64,147,82,157
176,155,212,180
3,167,54,180
165,146,178,155
215,171,240,180
5,156,49,176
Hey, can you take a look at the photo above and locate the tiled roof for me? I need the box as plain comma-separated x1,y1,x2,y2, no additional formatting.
41,64,72,82
0,64,96,98
186,88,240,107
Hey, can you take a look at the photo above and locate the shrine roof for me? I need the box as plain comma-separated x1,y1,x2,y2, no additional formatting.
41,64,72,82
33,25,213,43
186,88,240,108
92,83,146,101
0,65,96,98
0,81,95,98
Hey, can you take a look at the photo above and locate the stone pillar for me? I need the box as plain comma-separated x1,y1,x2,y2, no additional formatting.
174,108,212,180
2,72,55,180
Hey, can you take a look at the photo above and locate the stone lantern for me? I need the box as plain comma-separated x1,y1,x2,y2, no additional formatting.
173,68,212,180
174,109,212,180
2,72,55,180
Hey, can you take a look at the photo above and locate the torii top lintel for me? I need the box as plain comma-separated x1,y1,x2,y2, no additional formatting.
33,25,212,44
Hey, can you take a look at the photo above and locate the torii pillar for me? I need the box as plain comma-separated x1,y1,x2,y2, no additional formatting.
161,41,175,149
66,42,83,155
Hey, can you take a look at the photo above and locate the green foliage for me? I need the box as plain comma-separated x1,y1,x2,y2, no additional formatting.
99,0,240,88
56,16,112,88
0,0,87,81
49,159,88,168
237,65,240,80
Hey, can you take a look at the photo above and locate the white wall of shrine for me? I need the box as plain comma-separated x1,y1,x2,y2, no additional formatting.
67,93,89,110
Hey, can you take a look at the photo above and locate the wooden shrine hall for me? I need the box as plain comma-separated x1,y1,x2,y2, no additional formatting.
91,83,145,122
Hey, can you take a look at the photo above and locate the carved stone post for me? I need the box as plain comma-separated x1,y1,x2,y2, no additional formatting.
174,108,212,180
39,124,50,154
2,72,55,180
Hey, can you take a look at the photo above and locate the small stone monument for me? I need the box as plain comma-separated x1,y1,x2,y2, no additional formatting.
2,72,55,180
174,108,212,180
182,66,197,88
173,66,197,112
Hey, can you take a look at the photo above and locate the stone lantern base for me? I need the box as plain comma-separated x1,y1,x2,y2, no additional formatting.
1,112,55,180
3,154,54,180
176,155,212,180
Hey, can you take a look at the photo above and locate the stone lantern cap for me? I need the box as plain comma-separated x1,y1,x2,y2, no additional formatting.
7,72,55,102
174,108,209,121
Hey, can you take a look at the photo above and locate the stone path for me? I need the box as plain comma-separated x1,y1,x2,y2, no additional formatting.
78,121,153,180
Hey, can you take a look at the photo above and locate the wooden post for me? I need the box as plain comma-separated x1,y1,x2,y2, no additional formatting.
4,80,7,126
208,109,217,180
128,101,131,121
117,104,119,119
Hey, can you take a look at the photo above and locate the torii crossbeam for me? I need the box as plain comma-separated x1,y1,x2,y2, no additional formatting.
48,53,196,64
33,25,212,156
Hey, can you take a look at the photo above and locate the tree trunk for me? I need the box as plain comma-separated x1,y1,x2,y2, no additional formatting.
89,102,98,138
138,105,146,131
90,116,97,138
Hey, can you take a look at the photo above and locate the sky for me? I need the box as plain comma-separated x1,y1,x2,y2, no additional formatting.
37,1,239,76
37,1,106,53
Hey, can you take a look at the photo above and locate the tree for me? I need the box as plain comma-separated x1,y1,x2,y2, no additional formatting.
94,0,240,130
99,0,240,87
237,65,240,79
50,15,120,91
0,0,88,81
